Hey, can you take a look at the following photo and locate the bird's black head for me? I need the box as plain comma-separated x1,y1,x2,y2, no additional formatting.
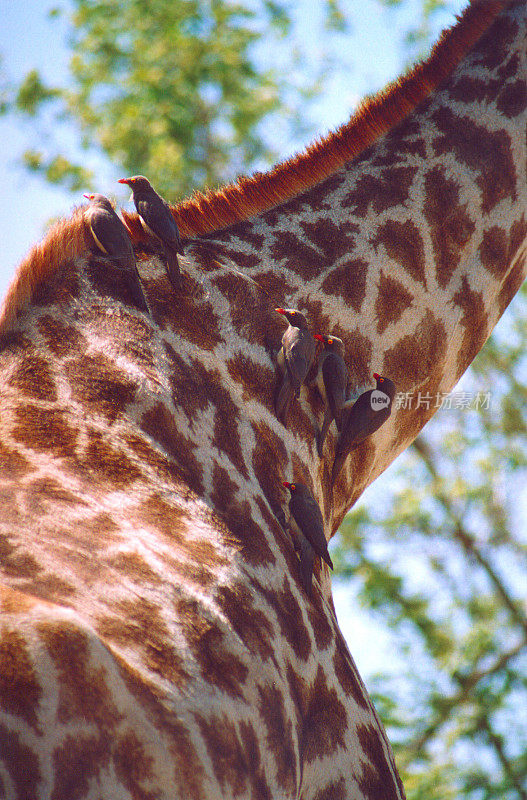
118,175,152,192
373,373,396,399
314,333,345,355
275,307,308,328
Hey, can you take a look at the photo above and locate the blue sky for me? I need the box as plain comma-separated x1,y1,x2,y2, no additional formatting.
0,0,472,678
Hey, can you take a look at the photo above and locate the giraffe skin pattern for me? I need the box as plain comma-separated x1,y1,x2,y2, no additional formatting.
0,2,526,798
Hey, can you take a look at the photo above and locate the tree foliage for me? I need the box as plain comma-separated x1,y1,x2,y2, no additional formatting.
4,0,346,200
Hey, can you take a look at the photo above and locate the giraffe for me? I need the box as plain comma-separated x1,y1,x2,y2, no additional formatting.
0,0,525,797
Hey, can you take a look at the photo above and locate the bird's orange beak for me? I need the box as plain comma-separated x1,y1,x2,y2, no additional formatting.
118,178,132,186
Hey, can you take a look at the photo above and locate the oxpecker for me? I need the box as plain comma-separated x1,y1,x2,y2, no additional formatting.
274,308,315,425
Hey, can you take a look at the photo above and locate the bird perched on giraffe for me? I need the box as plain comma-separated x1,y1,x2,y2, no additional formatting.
82,192,149,314
274,307,316,425
282,480,333,594
118,175,184,290
331,373,396,487
313,333,348,457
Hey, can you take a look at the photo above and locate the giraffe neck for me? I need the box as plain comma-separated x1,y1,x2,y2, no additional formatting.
0,4,526,796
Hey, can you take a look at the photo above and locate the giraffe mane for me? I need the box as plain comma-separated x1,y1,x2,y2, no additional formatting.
0,0,507,336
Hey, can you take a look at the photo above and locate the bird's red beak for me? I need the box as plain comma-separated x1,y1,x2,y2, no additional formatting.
275,307,286,315
313,334,325,342
118,178,132,186
282,481,292,490
373,372,383,381
83,194,94,200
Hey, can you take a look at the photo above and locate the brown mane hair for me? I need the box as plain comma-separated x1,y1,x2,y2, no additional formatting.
0,0,508,334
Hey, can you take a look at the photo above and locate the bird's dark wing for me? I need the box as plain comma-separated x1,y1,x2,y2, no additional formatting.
283,327,315,389
136,195,182,252
87,207,134,267
291,493,333,568
322,353,348,426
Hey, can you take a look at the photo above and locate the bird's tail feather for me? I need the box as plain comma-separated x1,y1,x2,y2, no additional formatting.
165,246,182,290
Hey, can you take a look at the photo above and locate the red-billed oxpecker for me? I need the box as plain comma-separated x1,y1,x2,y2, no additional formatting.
118,175,184,290
282,480,333,594
274,308,315,425
313,333,348,457
331,373,396,487
83,193,149,314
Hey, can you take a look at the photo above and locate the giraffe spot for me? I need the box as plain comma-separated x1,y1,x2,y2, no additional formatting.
98,598,188,689
452,277,489,378
82,431,142,489
210,463,239,516
0,441,30,478
303,665,347,762
251,421,289,510
238,720,273,800
0,723,41,800
340,327,373,389
27,476,87,515
209,382,249,479
383,309,446,389
19,573,77,606
479,226,509,278
141,402,204,495
257,683,297,792
149,276,223,351
371,219,427,289
113,730,156,798
356,722,404,800
300,218,357,263
0,533,46,581
479,217,527,280
302,172,347,211
65,353,137,423
470,14,519,72
0,330,32,357
38,620,121,730
13,404,78,457
342,166,417,217
498,80,527,117
432,108,516,214
374,271,413,334
260,577,312,662
222,224,266,250
9,354,57,402
251,269,295,305
196,715,247,795
0,586,36,615
270,231,326,280
307,603,333,652
450,76,501,105
37,315,86,358
214,274,275,346
333,629,369,709
423,165,476,289
498,53,520,82
0,628,42,732
215,583,276,663
176,597,248,697
321,258,369,312
222,496,277,567
108,551,161,585
165,720,206,800
313,777,347,800
164,343,211,422
52,732,111,800
227,352,274,408
210,242,261,270
124,430,194,488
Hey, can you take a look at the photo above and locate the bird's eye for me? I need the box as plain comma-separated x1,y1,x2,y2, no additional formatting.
291,484,296,491
328,338,333,344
